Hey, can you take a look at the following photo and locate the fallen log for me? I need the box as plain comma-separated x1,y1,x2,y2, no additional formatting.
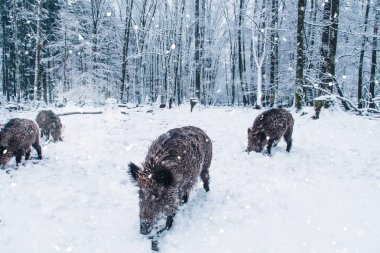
58,111,103,116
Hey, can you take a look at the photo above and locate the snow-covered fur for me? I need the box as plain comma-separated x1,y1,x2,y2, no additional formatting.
0,118,42,166
247,108,294,155
128,126,212,250
36,110,63,142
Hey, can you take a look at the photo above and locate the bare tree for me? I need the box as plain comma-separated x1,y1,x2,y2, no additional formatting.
173,0,186,105
269,0,279,107
33,0,42,101
357,0,371,108
295,0,307,110
318,0,340,93
369,0,379,108
1,0,10,101
12,0,20,101
251,21,267,108
194,0,202,101
120,0,134,102
90,0,105,69
237,0,249,106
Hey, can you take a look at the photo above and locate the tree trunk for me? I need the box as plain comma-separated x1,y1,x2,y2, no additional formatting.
42,66,48,104
369,0,379,108
257,65,263,107
229,30,236,105
357,0,370,109
1,0,10,100
194,0,202,101
174,0,186,105
13,0,20,101
225,61,230,105
238,0,248,106
120,0,133,103
269,0,279,107
318,0,340,93
63,29,68,92
295,0,307,110
252,25,266,109
33,0,42,101
328,0,341,92
304,0,318,105
91,0,102,71
200,0,207,104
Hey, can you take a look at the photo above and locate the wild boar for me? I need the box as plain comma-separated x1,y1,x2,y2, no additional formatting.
128,126,213,251
36,110,63,142
247,108,294,155
0,118,42,166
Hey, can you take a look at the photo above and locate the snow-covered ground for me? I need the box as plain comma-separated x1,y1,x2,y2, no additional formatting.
1,105,380,253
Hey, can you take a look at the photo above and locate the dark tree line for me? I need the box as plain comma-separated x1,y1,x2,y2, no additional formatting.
0,0,379,112
1,0,61,103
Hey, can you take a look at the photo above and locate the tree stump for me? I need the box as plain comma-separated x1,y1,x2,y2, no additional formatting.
312,96,335,119
190,98,198,112
168,98,173,109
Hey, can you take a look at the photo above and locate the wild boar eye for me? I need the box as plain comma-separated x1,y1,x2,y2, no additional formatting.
2,149,7,155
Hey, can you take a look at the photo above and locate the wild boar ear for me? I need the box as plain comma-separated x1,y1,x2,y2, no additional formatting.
153,169,174,188
128,162,142,182
247,128,251,134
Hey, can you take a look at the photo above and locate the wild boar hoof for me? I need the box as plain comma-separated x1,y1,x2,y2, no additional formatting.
151,240,159,251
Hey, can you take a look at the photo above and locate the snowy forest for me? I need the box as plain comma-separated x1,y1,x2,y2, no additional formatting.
1,0,379,111
1,1,380,253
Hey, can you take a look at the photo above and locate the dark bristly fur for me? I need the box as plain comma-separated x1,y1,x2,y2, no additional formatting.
128,126,213,251
36,110,63,142
0,118,42,166
247,108,294,155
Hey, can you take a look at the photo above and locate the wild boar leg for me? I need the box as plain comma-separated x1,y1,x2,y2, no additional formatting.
32,142,42,159
181,191,189,205
14,150,24,166
150,215,175,251
165,215,174,230
284,129,293,152
46,129,50,141
180,184,192,205
200,167,210,192
266,139,275,156
25,148,32,160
